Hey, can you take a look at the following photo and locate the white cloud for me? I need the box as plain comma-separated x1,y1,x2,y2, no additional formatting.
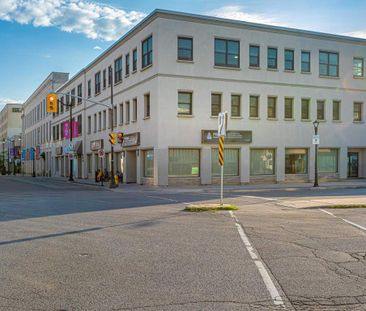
0,0,147,41
93,45,102,50
342,30,366,39
207,6,287,27
0,97,23,111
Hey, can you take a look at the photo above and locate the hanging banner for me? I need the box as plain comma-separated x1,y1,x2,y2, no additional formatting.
63,121,79,139
36,146,41,160
22,149,26,161
30,148,34,161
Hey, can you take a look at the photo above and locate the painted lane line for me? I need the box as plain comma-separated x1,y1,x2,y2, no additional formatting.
319,209,366,232
144,195,191,205
242,195,279,201
229,211,285,308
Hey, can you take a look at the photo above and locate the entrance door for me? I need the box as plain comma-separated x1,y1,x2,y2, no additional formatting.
348,152,359,177
126,150,137,183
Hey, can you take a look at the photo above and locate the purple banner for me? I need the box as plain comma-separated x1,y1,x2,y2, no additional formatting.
63,121,78,139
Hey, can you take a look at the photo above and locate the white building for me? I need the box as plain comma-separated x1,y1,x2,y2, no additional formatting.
24,10,366,185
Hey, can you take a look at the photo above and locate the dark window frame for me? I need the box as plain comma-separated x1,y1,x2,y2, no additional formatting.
178,91,193,116
301,51,311,73
214,38,240,68
95,71,101,95
177,36,193,61
319,51,339,77
211,93,222,116
142,36,153,68
249,45,260,67
114,57,122,83
284,49,294,71
132,48,137,72
267,47,278,69
125,53,130,75
77,83,82,104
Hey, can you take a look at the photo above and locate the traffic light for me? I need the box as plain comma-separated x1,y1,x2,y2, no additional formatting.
109,133,116,145
117,132,124,144
46,93,58,113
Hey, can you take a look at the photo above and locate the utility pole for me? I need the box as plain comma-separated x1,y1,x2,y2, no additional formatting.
69,101,74,181
32,147,36,177
109,66,116,188
12,139,15,175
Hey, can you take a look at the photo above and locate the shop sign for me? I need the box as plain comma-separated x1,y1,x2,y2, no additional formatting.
201,130,252,144
90,139,103,151
122,132,140,147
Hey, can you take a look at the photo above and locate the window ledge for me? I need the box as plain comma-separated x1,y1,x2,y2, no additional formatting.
132,70,137,74
177,114,194,118
213,65,241,71
210,116,218,119
353,76,364,79
267,117,278,121
284,118,295,121
125,122,130,125
332,120,342,123
249,66,260,70
177,59,194,64
230,116,243,119
125,74,130,78
132,120,137,123
249,117,260,120
267,68,278,72
318,120,326,122
119,123,123,126
114,80,122,86
319,75,340,79
94,92,101,97
143,116,151,120
301,119,312,122
301,71,312,75
353,121,364,124
141,64,153,72
284,69,295,73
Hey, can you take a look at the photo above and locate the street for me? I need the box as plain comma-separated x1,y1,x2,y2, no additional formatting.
1,177,366,310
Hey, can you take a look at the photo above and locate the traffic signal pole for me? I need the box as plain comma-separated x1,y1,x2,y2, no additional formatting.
109,67,116,188
69,103,74,181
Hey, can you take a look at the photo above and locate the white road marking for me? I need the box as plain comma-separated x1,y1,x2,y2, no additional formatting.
242,195,278,201
319,209,366,231
144,195,191,205
229,211,285,308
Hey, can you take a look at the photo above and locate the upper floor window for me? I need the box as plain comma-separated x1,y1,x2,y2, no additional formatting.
284,97,294,119
249,45,260,67
284,49,294,71
250,96,259,118
108,65,112,86
70,88,75,106
333,100,340,121
178,92,192,115
133,49,137,72
353,57,364,77
95,71,101,94
214,38,239,68
144,93,151,118
211,93,222,116
142,36,153,68
267,47,278,69
301,98,310,120
114,57,122,83
301,51,311,73
132,98,137,122
87,80,91,97
177,37,193,61
77,83,82,104
231,94,241,117
125,101,130,123
125,53,130,75
103,69,106,88
354,102,363,121
319,51,339,77
317,100,325,120
267,96,277,119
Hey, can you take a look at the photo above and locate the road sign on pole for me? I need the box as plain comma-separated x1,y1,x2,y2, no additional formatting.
218,112,226,137
312,135,320,145
218,112,227,206
98,149,105,158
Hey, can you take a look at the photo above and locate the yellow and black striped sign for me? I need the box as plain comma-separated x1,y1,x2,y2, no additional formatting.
218,136,225,166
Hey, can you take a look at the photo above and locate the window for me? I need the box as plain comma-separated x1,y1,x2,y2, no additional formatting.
317,100,325,120
319,51,339,77
87,80,91,97
142,35,153,68
353,58,364,77
249,45,260,67
214,38,240,68
301,51,311,73
144,150,154,177
87,154,92,174
211,93,221,116
93,113,97,132
231,95,241,117
60,96,64,114
108,65,112,86
71,88,75,106
354,102,362,121
125,53,130,75
284,49,294,71
103,69,106,88
95,71,101,94
285,149,308,174
113,106,117,127
114,57,122,83
98,112,102,131
144,93,150,118
267,47,278,69
87,116,91,134
250,149,275,175
102,110,106,130
125,101,130,123
284,97,294,119
212,148,239,176
333,100,340,121
168,149,200,177
133,98,137,121
267,96,277,118
301,98,310,120
119,103,124,125
178,92,192,115
133,49,137,72
178,37,193,61
77,114,82,136
319,149,338,173
249,95,259,118
77,83,82,104
66,92,70,111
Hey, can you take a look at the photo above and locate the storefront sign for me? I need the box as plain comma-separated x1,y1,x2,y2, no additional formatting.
122,132,140,147
90,139,103,151
201,130,252,144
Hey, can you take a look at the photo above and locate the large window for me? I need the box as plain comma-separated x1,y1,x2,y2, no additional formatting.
133,49,137,72
284,49,294,71
231,95,241,117
177,37,193,61
142,36,153,68
250,95,259,118
103,69,106,89
285,149,307,174
317,100,325,120
353,58,364,77
267,96,277,118
319,51,339,77
267,47,278,69
212,149,239,176
249,45,260,67
114,57,122,83
301,51,311,73
178,92,192,115
214,38,240,68
144,150,154,177
95,71,101,94
301,98,310,120
169,149,200,177
333,100,340,121
318,149,338,173
125,53,130,75
211,93,221,116
77,83,82,104
250,149,275,175
284,97,294,119
354,102,363,121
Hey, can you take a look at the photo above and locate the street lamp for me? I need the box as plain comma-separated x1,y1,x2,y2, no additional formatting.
32,147,36,177
1,140,5,174
313,120,320,187
18,137,22,176
12,139,15,175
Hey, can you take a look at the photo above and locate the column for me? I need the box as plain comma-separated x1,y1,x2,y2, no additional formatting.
339,147,348,180
136,150,142,185
154,148,168,186
200,147,212,185
276,147,285,183
240,146,250,184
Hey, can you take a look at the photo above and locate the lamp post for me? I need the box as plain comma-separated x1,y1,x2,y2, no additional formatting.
7,140,10,175
18,137,22,176
68,100,74,182
12,139,15,175
109,66,116,188
313,120,319,187
32,147,36,177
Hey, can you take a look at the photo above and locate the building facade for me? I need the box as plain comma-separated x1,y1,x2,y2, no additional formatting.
23,10,366,185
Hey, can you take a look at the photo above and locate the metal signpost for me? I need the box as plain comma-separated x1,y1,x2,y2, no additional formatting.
218,112,227,205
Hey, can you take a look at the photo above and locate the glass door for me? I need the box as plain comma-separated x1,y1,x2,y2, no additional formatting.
348,152,359,178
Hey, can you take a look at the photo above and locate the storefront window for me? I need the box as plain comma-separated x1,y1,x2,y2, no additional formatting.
319,149,338,173
212,148,239,176
144,150,154,177
285,149,308,174
250,149,275,175
169,149,200,177
87,154,92,174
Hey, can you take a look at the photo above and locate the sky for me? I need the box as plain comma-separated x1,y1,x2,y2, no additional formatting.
1,0,366,110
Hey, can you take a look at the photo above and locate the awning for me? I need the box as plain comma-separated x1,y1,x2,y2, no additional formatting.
74,141,82,155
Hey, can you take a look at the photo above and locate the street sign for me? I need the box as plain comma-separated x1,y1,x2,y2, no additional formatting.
68,153,74,160
313,135,320,145
98,149,105,158
218,136,224,166
218,112,226,137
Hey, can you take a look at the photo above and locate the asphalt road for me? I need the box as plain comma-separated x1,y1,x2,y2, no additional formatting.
1,176,366,311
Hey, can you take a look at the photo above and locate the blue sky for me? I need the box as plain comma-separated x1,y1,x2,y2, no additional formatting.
1,0,365,109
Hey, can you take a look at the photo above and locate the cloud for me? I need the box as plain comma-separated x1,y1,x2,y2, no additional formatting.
207,6,287,27
93,45,102,50
0,97,23,111
0,0,147,41
342,30,366,39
